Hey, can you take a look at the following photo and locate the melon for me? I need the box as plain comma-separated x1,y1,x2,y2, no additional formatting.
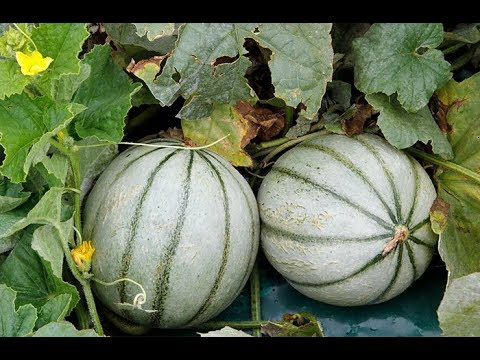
257,133,438,306
83,140,260,327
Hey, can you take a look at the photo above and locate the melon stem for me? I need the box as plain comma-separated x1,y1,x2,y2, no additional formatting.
382,225,409,256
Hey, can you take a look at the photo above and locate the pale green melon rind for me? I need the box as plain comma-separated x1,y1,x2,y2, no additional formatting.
258,133,438,306
84,140,260,328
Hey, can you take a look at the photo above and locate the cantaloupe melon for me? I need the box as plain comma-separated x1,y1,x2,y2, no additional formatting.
257,133,438,306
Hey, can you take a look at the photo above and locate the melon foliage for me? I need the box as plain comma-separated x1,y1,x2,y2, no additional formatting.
83,140,260,327
257,133,438,306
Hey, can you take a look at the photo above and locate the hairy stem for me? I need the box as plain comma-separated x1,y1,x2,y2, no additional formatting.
407,148,480,185
59,234,104,335
250,260,262,337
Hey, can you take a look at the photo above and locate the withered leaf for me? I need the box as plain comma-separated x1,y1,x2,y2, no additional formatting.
234,100,285,146
430,198,451,235
342,103,373,136
261,312,324,337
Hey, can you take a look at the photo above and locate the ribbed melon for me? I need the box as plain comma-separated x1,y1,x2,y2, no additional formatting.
83,140,260,327
257,133,438,306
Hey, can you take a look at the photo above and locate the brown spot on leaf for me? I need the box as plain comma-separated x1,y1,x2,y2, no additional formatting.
342,103,373,136
430,198,451,235
126,55,170,74
429,95,452,133
234,101,285,147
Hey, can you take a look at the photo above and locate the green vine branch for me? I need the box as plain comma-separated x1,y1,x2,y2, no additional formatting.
407,147,480,185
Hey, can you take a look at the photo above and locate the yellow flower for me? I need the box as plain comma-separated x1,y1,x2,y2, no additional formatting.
71,241,96,272
15,50,53,76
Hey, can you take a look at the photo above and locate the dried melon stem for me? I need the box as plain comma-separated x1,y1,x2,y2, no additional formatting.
382,225,409,256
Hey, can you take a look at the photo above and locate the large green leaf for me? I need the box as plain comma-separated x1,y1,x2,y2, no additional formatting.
6,187,67,236
0,231,79,313
31,23,89,94
181,104,253,166
0,176,30,213
0,202,31,253
353,23,452,112
50,62,91,103
35,153,69,188
73,45,141,142
32,321,99,337
246,23,334,119
437,272,480,336
435,74,480,279
0,92,85,183
0,284,37,336
133,23,176,41
366,93,453,159
140,23,257,120
104,23,177,54
31,218,73,279
35,294,72,330
77,136,118,180
0,60,29,100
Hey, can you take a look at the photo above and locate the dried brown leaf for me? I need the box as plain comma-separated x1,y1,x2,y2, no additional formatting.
342,104,373,136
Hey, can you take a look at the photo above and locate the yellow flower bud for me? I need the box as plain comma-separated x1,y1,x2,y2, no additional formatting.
15,50,53,76
71,241,96,273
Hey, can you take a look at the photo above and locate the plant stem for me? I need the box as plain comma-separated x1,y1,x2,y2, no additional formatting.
64,270,91,329
407,148,480,185
49,138,83,244
198,320,268,331
49,137,104,336
59,234,104,336
68,149,83,243
260,130,327,168
250,260,262,337
250,137,290,154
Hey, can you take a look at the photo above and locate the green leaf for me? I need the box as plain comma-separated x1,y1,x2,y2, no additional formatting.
261,312,324,337
435,73,480,278
35,153,69,188
0,196,34,253
198,326,252,337
0,231,79,313
104,23,177,54
246,23,334,119
133,23,176,41
31,23,89,93
0,284,37,336
35,294,72,330
366,93,453,159
0,176,30,213
142,23,257,120
437,272,480,336
73,45,141,142
443,24,480,46
50,62,91,103
353,23,452,112
32,321,99,337
77,137,118,180
0,60,28,100
285,114,318,139
181,104,253,166
0,92,85,183
31,217,73,278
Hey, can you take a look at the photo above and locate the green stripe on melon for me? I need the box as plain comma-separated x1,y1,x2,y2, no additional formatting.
84,140,260,327
257,133,438,306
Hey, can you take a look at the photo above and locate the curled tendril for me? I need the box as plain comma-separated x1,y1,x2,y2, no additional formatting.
91,277,157,313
